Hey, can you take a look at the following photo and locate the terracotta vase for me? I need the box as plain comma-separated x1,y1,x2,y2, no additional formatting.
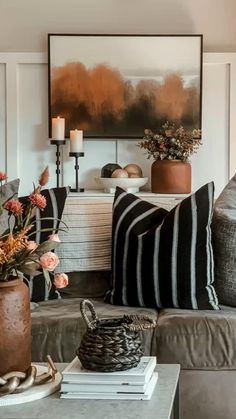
0,278,31,375
151,160,191,194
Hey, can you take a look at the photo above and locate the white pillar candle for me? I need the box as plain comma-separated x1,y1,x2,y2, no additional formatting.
51,116,65,140
70,129,83,152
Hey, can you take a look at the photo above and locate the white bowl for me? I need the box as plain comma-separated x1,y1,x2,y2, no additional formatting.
95,177,148,193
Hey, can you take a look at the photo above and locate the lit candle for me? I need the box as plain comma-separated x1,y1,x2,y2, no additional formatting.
70,129,83,153
51,116,65,140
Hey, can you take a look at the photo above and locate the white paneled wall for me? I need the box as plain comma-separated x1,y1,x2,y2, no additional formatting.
0,53,236,197
0,64,6,172
191,62,229,195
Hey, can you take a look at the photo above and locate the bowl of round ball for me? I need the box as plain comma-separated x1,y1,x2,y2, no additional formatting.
94,175,148,193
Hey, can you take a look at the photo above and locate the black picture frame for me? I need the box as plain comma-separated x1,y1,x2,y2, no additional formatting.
48,33,203,140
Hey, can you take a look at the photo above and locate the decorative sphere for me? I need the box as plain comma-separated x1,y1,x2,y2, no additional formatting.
101,163,121,178
123,164,143,178
129,173,140,178
111,169,129,178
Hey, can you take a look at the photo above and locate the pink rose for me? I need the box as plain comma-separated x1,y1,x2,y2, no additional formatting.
39,252,59,271
27,241,38,252
53,273,69,289
48,233,61,242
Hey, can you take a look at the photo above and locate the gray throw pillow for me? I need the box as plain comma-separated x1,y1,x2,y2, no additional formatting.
212,174,236,306
0,179,20,234
60,271,111,299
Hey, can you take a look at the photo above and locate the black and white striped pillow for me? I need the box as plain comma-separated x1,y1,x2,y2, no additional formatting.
105,184,219,310
20,187,68,302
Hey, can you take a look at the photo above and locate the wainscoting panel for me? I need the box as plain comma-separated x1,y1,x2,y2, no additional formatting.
0,52,235,197
18,63,56,194
0,64,6,172
191,62,229,197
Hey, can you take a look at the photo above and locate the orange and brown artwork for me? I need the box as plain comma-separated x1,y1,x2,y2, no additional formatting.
49,35,202,138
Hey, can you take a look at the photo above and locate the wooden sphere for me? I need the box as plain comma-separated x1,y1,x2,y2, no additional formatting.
123,164,143,178
111,169,129,178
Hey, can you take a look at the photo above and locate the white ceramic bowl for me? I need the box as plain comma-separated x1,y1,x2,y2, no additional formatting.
95,177,148,193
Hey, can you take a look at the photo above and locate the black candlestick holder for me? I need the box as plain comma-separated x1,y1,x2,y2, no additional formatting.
50,140,66,188
69,152,84,192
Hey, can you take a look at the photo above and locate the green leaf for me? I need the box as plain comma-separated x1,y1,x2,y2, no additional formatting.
28,227,67,238
34,240,60,256
43,268,52,291
20,265,42,276
31,217,68,229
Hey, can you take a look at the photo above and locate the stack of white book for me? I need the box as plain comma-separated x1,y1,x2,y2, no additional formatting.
60,356,158,400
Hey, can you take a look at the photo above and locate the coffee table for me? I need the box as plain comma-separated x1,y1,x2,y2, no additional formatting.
0,363,180,419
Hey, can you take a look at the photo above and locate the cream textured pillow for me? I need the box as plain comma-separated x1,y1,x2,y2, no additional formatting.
0,179,20,234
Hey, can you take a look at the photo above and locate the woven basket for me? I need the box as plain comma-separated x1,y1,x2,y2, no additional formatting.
76,299,156,372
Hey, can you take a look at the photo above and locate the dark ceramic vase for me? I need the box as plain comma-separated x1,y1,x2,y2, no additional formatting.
151,160,191,194
0,278,31,375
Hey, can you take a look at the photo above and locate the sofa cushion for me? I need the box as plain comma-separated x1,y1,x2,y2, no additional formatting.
106,184,219,310
31,298,158,363
212,173,236,306
153,305,236,370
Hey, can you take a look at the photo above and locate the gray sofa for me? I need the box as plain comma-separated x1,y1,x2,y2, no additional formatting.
31,283,236,419
31,184,236,419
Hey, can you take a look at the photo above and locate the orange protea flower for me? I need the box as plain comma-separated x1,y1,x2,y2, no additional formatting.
0,247,7,265
0,171,7,181
1,226,32,262
29,193,47,209
4,199,23,215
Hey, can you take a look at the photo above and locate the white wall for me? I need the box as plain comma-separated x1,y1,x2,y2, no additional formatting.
0,1,235,198
0,0,236,53
0,52,236,198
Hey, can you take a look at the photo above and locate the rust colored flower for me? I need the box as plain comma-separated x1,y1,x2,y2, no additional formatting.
38,166,49,187
29,193,47,209
4,199,23,216
0,171,7,181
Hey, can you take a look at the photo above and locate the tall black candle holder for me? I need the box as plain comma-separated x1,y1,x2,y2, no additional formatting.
50,140,66,188
69,152,84,192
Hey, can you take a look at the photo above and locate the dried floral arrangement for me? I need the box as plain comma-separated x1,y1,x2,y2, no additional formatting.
138,122,202,161
0,168,68,289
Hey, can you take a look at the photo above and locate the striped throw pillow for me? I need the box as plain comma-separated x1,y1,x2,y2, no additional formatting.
105,184,219,310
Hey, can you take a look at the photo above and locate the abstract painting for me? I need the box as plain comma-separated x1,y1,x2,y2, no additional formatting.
48,34,202,139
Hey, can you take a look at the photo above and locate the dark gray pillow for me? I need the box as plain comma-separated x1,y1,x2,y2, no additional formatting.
0,179,20,234
212,174,236,306
60,271,111,299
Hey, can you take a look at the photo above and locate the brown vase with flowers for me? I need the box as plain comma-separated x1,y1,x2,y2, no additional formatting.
0,168,67,376
138,122,202,193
